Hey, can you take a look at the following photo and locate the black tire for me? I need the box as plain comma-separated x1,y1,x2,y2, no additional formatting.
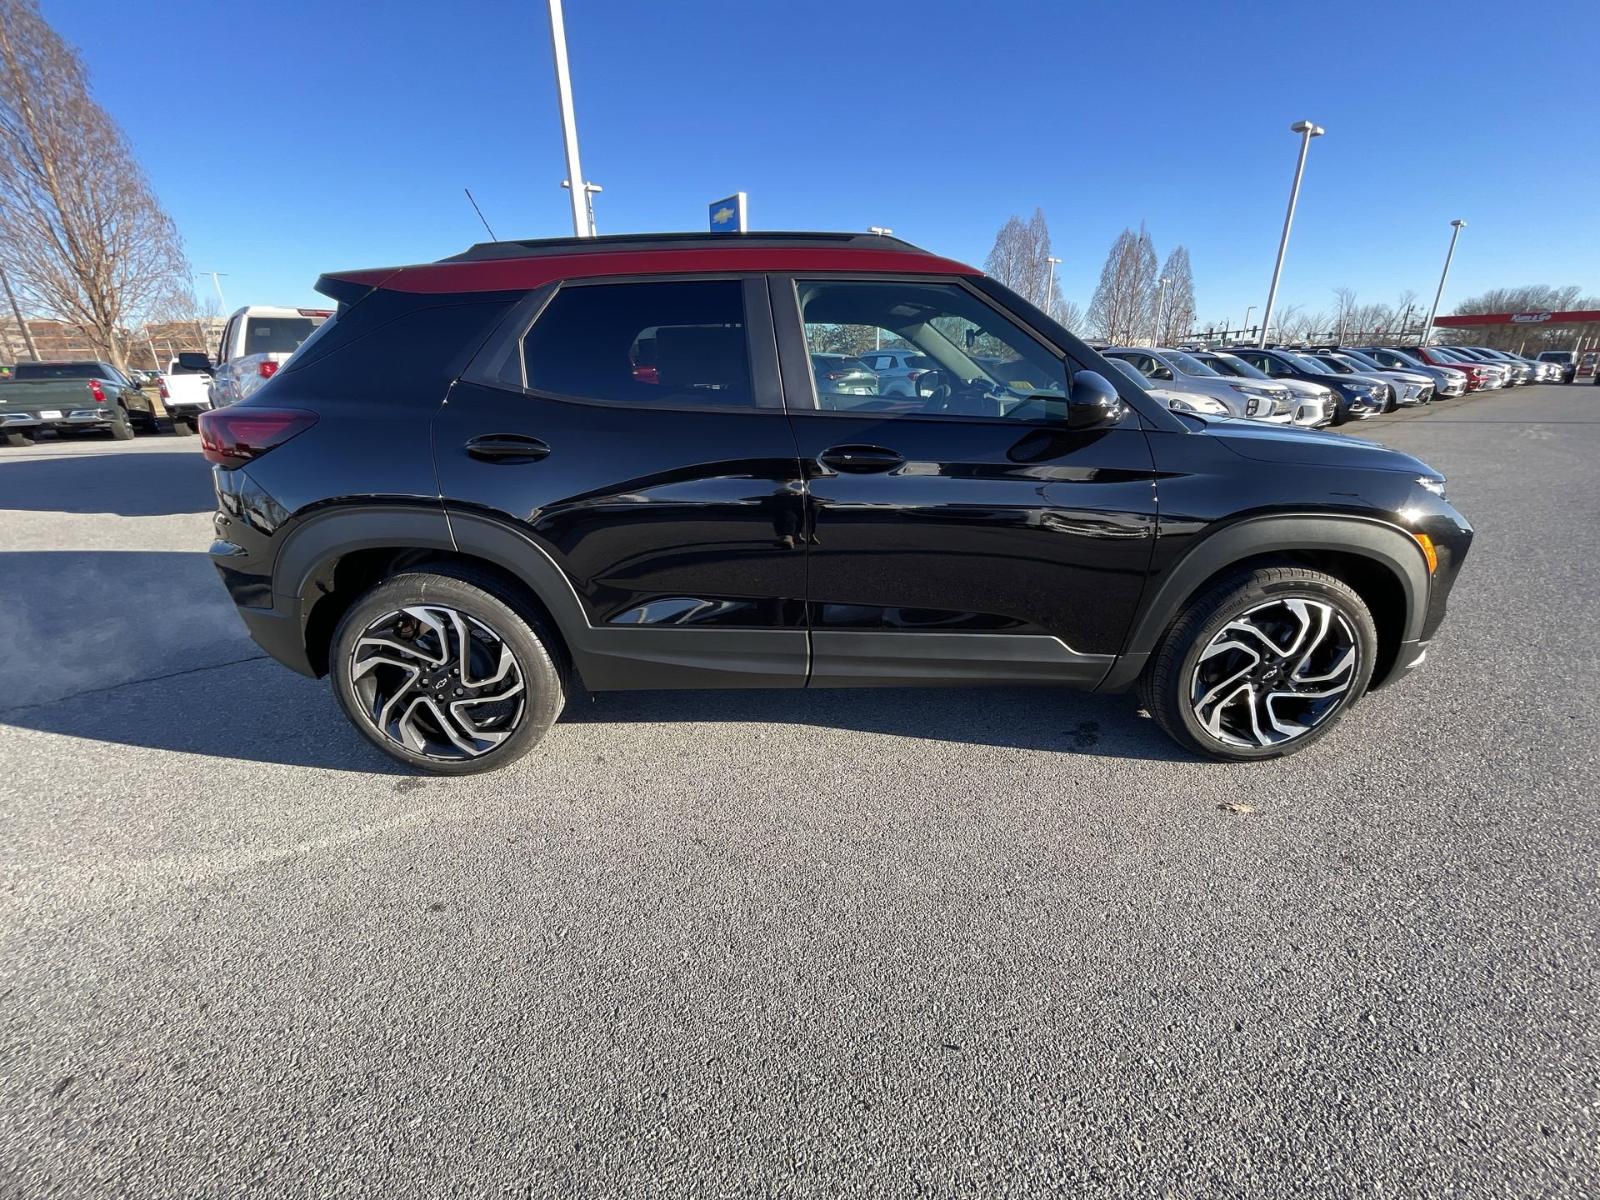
171,416,195,436
1138,566,1378,762
3,430,34,447
108,405,136,440
329,568,565,775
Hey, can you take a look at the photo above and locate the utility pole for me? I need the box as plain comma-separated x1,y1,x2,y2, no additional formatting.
1421,219,1467,347
0,265,39,360
546,0,593,237
1260,120,1325,347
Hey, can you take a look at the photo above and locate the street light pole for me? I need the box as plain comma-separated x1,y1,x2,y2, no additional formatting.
1153,275,1170,344
1421,219,1467,347
546,0,593,237
1243,305,1256,340
203,271,228,310
1259,119,1324,347
1044,255,1062,316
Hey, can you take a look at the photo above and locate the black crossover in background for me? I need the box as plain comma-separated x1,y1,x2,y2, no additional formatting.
201,232,1472,773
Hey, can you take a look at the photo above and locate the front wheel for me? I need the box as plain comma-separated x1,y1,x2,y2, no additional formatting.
329,569,565,774
1138,566,1378,761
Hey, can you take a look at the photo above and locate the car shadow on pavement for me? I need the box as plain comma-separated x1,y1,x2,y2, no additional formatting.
0,445,214,516
1,657,409,775
0,544,1184,771
561,685,1188,761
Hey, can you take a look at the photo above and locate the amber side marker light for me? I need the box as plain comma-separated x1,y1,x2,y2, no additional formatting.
1412,531,1439,574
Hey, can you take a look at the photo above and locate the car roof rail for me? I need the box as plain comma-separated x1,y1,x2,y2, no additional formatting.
440,230,925,262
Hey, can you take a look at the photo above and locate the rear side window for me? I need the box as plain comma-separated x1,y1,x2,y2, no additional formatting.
522,280,753,409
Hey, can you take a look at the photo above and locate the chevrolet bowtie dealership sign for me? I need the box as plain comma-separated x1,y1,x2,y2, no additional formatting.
708,192,748,234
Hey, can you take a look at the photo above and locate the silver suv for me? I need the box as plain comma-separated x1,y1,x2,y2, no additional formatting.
1102,346,1294,423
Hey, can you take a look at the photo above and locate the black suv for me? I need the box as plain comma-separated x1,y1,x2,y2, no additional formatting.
201,232,1472,773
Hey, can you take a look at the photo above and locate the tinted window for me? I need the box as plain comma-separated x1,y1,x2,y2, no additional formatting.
13,362,102,380
522,280,752,408
796,279,1065,420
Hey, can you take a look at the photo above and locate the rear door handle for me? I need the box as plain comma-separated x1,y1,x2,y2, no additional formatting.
818,444,904,474
465,433,551,463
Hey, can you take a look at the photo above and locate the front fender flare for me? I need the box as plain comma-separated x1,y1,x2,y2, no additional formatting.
1097,514,1430,692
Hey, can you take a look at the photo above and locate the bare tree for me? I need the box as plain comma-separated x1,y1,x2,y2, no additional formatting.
1088,222,1157,344
1157,246,1196,345
1052,298,1085,333
0,0,191,369
985,207,1063,315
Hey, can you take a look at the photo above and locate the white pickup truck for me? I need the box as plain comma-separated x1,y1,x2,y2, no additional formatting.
159,355,216,435
209,305,332,407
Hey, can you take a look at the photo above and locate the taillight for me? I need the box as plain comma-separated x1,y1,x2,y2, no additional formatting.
158,378,170,399
258,360,280,379
88,379,105,403
198,407,317,467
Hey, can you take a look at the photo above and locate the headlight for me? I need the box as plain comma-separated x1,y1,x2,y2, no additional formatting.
1169,395,1227,415
1228,382,1272,398
1417,475,1447,499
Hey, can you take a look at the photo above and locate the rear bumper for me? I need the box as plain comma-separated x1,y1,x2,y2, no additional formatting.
1,409,116,428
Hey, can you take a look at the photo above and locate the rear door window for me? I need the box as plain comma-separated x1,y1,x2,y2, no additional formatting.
521,279,756,409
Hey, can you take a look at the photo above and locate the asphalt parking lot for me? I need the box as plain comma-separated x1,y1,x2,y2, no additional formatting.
2,387,1596,1197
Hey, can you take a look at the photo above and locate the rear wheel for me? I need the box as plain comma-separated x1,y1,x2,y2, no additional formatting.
108,405,136,440
171,416,195,436
3,431,33,447
1139,566,1377,761
329,569,565,775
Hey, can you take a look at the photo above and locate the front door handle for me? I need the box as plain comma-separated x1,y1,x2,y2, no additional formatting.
818,444,904,474
465,433,551,463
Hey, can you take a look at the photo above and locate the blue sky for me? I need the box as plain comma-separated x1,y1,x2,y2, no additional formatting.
48,0,1600,324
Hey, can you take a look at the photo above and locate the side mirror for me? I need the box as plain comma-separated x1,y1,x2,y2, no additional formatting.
914,369,945,399
1151,366,1174,381
1066,370,1127,430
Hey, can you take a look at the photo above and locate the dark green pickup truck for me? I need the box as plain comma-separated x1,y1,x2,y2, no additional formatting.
0,360,159,446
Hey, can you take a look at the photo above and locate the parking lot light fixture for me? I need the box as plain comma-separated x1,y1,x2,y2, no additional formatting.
546,0,593,237
1259,120,1325,347
1422,220,1467,347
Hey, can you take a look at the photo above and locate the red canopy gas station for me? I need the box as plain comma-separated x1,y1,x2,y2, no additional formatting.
1433,309,1600,361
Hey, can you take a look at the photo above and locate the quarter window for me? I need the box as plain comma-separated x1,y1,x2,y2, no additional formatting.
794,279,1066,421
522,279,754,409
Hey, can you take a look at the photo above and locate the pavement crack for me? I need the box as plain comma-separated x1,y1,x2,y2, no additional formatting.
0,653,270,718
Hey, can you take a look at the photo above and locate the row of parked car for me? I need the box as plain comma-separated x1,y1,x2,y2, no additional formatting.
1090,341,1581,427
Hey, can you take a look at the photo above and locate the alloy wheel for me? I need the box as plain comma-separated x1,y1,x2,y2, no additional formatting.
348,605,526,760
1188,597,1358,749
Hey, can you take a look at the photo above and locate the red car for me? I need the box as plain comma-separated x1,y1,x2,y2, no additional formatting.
1402,346,1493,391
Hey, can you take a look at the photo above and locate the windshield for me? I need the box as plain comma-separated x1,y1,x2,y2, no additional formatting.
1282,352,1330,374
1334,353,1381,373
1160,349,1219,377
1207,353,1269,380
242,315,324,356
1106,358,1150,386
1376,349,1425,369
1310,355,1354,374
